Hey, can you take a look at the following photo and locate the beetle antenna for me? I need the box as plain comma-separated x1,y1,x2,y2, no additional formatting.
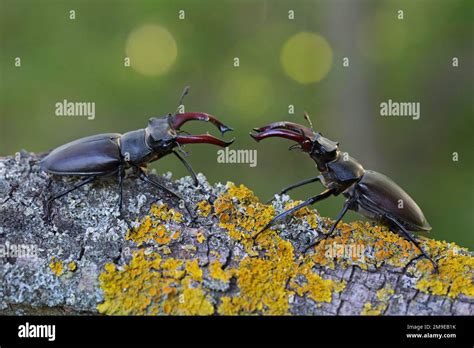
303,111,314,131
176,85,190,114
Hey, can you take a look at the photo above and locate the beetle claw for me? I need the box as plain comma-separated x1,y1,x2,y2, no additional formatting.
170,112,233,136
176,134,234,147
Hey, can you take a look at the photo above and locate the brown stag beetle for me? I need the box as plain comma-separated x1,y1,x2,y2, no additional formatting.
250,113,437,271
41,87,234,225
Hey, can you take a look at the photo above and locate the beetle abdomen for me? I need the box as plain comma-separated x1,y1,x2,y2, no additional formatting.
41,133,122,175
355,170,431,231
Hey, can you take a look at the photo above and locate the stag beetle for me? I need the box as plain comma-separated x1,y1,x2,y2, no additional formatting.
250,113,437,270
41,87,234,223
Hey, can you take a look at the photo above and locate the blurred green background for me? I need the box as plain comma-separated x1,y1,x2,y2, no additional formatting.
1,0,472,248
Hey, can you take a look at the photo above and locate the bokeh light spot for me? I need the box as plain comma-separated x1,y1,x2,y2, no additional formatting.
280,32,333,84
126,24,177,76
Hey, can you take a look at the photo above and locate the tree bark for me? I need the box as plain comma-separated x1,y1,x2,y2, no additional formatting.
0,151,472,315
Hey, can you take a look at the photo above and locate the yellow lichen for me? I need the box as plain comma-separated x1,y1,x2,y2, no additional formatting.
362,286,394,315
150,203,183,223
197,200,211,217
97,250,214,315
97,182,473,316
126,203,182,246
67,261,77,272
416,254,474,298
293,262,345,303
217,225,344,315
310,221,425,270
213,182,275,253
361,302,384,315
218,296,240,315
376,286,394,302
196,231,206,244
168,287,214,315
209,260,231,282
49,257,63,277
186,260,203,282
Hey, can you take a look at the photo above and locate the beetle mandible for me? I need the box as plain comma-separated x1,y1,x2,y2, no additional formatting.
41,87,234,224
250,113,437,270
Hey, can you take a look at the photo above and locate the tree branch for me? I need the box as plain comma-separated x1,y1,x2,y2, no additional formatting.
0,151,472,315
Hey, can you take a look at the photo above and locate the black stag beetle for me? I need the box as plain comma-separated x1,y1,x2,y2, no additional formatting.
250,113,437,270
41,87,234,225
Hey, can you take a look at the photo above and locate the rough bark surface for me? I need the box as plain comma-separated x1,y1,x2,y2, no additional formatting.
0,151,472,315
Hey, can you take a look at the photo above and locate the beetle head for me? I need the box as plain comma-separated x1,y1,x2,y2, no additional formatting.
145,86,234,154
145,112,234,154
250,116,340,164
145,116,178,153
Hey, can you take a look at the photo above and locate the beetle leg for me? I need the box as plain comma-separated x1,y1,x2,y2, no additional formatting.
137,168,194,218
385,216,438,272
254,188,334,239
117,165,133,230
326,199,351,236
118,166,124,212
303,199,352,254
266,176,321,203
173,150,199,187
44,176,97,221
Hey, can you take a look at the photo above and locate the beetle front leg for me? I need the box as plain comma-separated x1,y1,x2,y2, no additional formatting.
117,165,133,230
254,188,334,239
267,176,321,203
137,168,194,218
173,150,199,187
